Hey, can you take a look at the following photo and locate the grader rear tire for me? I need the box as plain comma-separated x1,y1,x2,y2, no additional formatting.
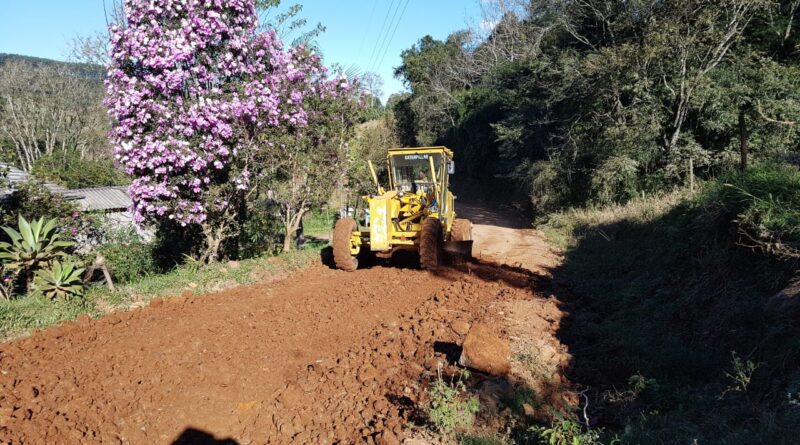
450,218,473,241
333,218,358,272
420,218,443,270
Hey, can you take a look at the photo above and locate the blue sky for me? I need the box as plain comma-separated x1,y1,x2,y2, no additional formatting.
0,1,483,101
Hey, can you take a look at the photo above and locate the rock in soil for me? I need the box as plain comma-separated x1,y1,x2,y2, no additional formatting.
458,323,511,375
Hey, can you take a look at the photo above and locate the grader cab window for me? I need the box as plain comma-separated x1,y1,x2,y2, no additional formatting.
390,153,444,193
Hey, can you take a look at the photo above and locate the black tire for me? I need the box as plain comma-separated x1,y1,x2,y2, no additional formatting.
450,218,472,241
333,218,358,271
420,218,443,269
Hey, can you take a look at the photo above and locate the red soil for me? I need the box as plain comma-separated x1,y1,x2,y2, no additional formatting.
0,213,569,444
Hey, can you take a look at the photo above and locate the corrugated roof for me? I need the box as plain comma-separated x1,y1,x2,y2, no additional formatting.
0,163,131,211
70,186,132,211
0,163,75,197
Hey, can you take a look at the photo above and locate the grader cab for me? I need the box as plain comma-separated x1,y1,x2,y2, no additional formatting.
333,146,472,271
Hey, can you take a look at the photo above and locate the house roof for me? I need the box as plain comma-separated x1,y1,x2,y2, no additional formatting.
0,163,131,212
70,186,132,211
0,163,76,197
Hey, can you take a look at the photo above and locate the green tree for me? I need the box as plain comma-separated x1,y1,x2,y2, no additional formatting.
31,151,128,189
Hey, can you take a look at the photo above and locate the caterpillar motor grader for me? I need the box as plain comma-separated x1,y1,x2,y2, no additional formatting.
333,146,472,271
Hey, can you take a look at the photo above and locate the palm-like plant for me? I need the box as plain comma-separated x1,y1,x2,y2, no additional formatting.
0,215,75,290
34,260,85,300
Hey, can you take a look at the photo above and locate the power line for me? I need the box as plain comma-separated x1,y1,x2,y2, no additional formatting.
367,0,405,72
357,0,379,55
365,0,399,73
373,0,411,74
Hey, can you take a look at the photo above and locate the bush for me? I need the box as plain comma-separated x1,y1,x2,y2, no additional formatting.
0,179,115,251
528,419,605,445
0,180,77,228
98,242,157,284
705,163,800,259
230,204,284,260
31,152,128,189
150,221,203,269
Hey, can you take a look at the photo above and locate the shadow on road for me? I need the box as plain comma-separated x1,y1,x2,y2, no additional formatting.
171,428,239,445
432,258,547,291
455,200,530,229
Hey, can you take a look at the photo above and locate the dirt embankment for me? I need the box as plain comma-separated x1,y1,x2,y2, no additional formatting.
0,206,568,444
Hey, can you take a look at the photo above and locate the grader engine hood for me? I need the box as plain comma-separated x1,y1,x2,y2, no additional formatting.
368,191,398,251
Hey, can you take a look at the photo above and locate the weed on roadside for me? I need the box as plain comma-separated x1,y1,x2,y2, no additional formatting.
719,351,759,399
538,168,800,443
428,366,480,438
527,418,612,445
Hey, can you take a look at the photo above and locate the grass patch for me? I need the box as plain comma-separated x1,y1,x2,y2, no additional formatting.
303,208,336,238
0,246,322,341
0,296,98,340
540,164,800,443
458,433,512,445
96,246,320,302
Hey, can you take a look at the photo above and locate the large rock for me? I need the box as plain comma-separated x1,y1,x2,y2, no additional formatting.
458,323,511,375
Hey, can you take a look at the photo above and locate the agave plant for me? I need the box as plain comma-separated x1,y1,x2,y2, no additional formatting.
0,215,75,290
34,260,85,300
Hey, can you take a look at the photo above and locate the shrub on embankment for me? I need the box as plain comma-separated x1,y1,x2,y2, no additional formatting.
542,164,800,444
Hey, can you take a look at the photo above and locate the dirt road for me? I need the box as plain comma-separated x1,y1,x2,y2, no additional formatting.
457,201,560,276
0,206,565,444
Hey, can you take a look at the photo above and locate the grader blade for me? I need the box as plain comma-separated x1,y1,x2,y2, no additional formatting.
444,240,473,257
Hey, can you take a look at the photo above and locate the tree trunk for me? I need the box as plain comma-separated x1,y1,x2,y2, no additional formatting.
200,223,227,264
282,230,294,253
282,208,308,253
739,107,749,171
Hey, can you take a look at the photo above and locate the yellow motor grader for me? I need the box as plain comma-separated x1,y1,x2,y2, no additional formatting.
333,146,472,271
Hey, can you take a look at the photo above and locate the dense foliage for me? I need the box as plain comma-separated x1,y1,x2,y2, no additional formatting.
97,241,157,284
394,0,800,211
31,151,128,189
0,180,77,228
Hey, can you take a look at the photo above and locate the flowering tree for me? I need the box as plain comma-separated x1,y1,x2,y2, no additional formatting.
257,72,360,252
106,0,356,261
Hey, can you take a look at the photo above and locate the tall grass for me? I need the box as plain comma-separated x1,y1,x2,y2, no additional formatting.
710,164,800,258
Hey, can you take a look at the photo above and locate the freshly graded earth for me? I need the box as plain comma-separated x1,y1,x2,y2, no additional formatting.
0,205,566,444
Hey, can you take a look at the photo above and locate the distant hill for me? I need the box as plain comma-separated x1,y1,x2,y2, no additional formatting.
0,53,104,80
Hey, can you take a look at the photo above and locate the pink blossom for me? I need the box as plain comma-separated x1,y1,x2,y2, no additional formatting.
107,0,357,228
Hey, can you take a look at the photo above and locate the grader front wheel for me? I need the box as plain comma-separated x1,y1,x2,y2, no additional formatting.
420,218,443,269
333,218,358,272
